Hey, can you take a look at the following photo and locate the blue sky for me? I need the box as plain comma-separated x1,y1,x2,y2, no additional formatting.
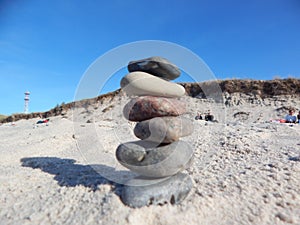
0,0,299,115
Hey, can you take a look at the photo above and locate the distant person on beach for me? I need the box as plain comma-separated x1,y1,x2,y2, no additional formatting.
285,109,297,123
205,111,214,122
195,112,203,120
36,118,50,124
297,110,300,123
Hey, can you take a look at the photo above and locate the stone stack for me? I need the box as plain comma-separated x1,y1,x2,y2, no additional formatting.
116,56,194,208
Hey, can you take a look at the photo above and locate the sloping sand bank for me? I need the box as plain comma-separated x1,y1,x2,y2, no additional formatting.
0,92,299,225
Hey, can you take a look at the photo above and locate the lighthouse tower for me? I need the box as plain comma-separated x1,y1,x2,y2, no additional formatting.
24,91,30,114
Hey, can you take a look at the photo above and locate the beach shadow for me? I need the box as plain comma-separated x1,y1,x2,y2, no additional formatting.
20,157,132,195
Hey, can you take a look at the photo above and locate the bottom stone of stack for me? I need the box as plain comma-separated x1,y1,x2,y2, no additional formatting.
121,173,193,208
116,140,194,178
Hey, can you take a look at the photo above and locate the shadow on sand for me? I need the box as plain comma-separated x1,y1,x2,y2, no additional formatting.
20,157,129,195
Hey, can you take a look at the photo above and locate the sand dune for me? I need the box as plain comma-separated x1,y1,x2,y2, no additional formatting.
0,81,300,225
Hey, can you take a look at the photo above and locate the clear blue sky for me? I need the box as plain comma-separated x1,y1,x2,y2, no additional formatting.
0,0,299,115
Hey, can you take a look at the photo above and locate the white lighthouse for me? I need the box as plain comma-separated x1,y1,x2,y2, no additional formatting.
24,91,30,114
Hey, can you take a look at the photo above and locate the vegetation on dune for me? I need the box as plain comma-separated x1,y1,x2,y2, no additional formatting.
0,114,7,121
180,78,300,98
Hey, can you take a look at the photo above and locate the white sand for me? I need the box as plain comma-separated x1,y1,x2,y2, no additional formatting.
0,93,299,225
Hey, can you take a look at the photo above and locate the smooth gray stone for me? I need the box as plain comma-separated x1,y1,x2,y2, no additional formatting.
134,116,193,144
121,173,193,208
120,72,185,98
116,140,194,178
128,56,181,80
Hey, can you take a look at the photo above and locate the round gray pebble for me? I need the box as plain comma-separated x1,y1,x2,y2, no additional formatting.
116,140,194,178
134,116,193,144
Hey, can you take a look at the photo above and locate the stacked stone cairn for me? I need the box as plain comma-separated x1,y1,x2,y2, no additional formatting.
116,56,194,208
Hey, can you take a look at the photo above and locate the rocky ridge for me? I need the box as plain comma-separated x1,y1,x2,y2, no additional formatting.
1,78,299,123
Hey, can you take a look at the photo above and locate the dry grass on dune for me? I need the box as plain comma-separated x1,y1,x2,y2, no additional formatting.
0,114,7,121
181,78,300,97
220,78,300,97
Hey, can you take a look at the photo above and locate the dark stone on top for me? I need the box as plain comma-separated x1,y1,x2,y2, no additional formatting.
127,56,181,80
121,173,193,208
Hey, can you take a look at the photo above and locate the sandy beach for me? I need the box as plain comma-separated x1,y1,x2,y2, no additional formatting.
1,0,300,223
0,87,300,225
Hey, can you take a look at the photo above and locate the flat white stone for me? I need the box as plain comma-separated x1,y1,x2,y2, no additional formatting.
120,72,186,97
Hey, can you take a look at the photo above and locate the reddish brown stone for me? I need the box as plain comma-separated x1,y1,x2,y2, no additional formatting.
123,96,186,121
